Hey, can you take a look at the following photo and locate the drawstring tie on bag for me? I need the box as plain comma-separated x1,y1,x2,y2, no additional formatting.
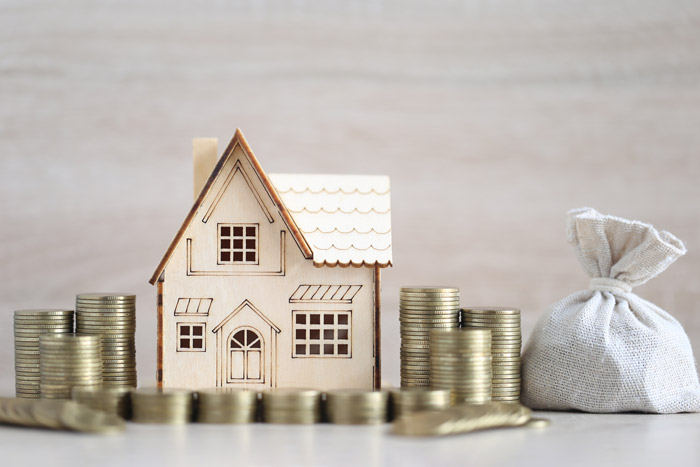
589,277,632,294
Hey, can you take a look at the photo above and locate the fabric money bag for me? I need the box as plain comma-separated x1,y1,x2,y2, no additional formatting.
522,207,700,413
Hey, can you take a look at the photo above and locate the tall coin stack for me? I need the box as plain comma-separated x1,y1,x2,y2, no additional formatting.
325,390,389,425
196,389,258,424
14,310,74,399
389,388,453,419
461,307,521,402
262,389,322,424
40,334,103,399
400,287,460,388
429,329,492,404
131,388,193,424
75,293,137,388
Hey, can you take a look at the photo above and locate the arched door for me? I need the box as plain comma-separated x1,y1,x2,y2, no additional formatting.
228,328,264,383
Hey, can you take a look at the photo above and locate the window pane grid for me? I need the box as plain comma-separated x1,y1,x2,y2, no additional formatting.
219,224,258,264
177,323,206,351
292,311,351,358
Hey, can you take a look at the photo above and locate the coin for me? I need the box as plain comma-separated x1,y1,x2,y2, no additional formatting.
196,388,258,423
58,400,126,433
262,389,321,424
14,310,75,398
130,388,193,424
72,386,131,419
39,334,102,399
325,390,389,424
401,286,459,293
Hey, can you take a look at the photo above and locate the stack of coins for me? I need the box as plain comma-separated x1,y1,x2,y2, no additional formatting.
429,329,492,404
389,388,453,419
325,390,389,425
14,310,74,399
72,387,131,419
75,293,137,388
196,389,258,423
130,388,193,424
400,287,460,387
262,389,321,424
461,308,521,402
40,334,102,399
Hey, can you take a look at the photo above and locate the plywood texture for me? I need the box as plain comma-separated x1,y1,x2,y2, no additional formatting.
2,0,700,395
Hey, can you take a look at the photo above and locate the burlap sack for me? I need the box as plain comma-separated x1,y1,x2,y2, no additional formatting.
522,207,700,413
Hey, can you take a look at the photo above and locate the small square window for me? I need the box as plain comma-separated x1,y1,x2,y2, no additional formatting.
296,314,306,324
338,344,348,355
324,330,334,340
338,315,348,325
296,344,306,355
324,344,334,355
324,314,334,325
309,329,320,340
309,344,320,355
310,314,320,325
296,329,306,339
219,224,258,264
338,329,348,340
178,323,206,352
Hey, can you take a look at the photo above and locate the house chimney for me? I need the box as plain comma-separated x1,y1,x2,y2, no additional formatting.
193,138,218,200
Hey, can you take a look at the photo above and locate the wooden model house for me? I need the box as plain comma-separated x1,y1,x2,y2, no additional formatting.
149,129,392,390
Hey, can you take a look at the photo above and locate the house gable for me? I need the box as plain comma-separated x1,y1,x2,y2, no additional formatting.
149,129,312,284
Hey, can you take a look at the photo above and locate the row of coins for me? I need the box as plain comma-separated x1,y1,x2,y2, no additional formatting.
71,387,454,424
399,287,460,387
75,293,137,388
14,310,74,398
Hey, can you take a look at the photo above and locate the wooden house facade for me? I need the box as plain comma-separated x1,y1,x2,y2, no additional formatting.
149,129,392,390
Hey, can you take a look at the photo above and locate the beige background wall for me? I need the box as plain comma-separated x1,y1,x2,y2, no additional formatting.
1,0,699,392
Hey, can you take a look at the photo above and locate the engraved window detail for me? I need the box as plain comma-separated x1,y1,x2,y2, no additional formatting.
218,224,258,264
174,298,213,316
292,311,351,358
177,323,206,351
229,328,263,382
289,285,362,304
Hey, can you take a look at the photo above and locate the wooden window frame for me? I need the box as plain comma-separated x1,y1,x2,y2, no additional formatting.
177,322,206,352
292,310,351,358
217,223,259,265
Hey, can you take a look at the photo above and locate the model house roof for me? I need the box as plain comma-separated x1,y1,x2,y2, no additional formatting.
149,130,391,284
269,174,392,268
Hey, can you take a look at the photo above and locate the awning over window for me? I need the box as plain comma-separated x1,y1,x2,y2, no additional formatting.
289,285,362,303
174,298,213,315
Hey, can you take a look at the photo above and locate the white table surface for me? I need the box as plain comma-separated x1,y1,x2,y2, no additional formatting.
3,410,700,467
